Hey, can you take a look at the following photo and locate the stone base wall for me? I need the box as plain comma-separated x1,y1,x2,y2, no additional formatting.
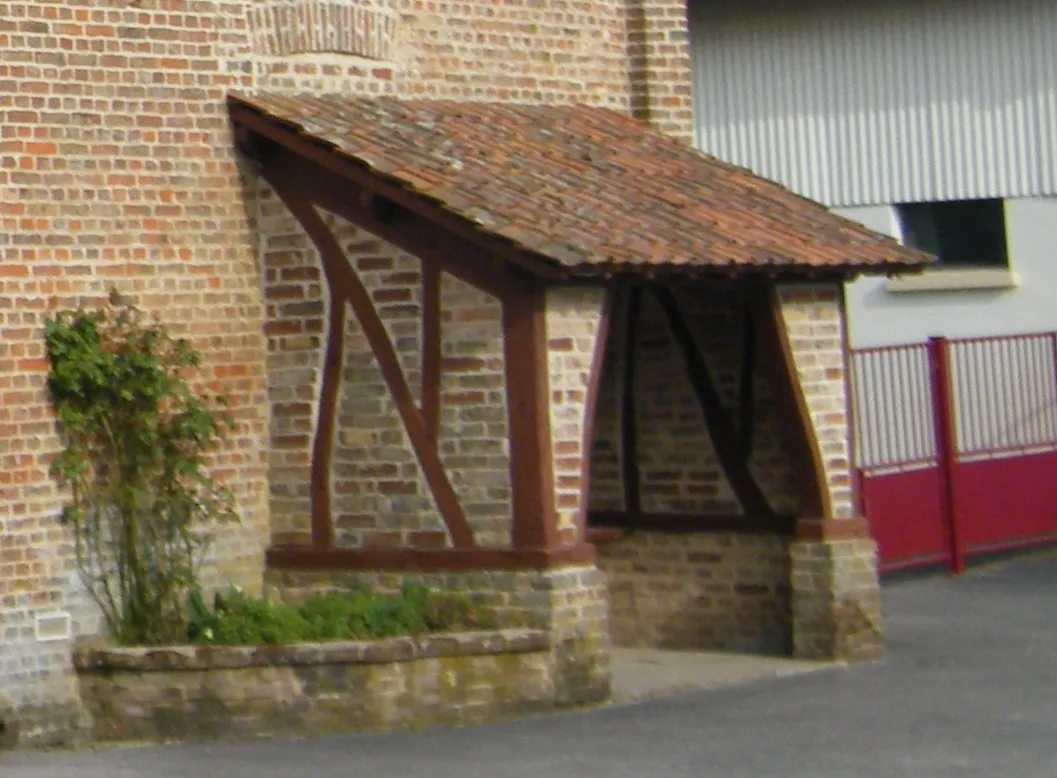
74,631,552,744
597,532,792,655
791,538,884,660
265,564,611,705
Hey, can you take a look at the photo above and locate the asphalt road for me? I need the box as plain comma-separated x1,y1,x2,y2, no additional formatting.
6,553,1057,777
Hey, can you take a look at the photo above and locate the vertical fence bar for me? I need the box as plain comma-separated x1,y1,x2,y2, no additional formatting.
928,336,964,574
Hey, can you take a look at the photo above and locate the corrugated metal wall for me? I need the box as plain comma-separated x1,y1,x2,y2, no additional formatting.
689,0,1057,207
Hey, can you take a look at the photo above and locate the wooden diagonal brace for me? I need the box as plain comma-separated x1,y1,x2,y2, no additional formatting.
265,161,478,549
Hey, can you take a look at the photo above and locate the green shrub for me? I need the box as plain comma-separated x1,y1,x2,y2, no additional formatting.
187,584,496,646
45,296,236,646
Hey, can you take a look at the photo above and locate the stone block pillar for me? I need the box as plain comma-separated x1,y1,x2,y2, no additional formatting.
791,538,883,661
540,566,611,705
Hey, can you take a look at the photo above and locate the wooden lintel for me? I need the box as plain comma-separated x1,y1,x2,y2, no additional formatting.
230,105,567,282
652,286,775,517
265,160,478,549
795,517,871,541
504,285,559,551
746,281,831,518
589,510,796,536
574,288,614,544
266,544,596,572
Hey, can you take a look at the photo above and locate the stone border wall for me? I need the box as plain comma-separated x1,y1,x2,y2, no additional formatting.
74,630,553,744
597,531,792,655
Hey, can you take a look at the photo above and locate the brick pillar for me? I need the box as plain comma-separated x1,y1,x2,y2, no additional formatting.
791,538,883,660
627,0,694,141
779,283,884,660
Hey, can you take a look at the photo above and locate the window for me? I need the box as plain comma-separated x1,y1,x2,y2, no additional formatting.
895,199,1008,268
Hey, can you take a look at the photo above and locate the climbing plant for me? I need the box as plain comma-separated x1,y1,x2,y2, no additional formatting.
44,296,237,645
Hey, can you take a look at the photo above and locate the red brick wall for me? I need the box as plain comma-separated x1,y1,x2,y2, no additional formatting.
249,0,632,105
0,1,269,745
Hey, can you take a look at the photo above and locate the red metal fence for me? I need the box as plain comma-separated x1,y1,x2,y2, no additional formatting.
851,332,1057,574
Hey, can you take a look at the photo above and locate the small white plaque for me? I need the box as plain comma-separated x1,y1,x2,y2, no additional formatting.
34,611,72,643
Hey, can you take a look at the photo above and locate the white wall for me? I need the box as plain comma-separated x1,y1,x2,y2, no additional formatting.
690,0,1057,206
841,198,1057,348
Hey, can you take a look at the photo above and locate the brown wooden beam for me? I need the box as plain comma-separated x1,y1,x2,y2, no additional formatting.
574,288,614,544
260,149,522,302
746,282,830,518
310,297,346,548
230,104,567,281
504,285,558,550
266,544,596,572
589,510,795,536
795,517,871,541
652,286,775,517
265,162,478,549
421,260,441,441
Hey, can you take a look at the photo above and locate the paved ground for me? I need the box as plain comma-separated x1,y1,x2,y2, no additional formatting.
6,552,1057,777
609,646,828,704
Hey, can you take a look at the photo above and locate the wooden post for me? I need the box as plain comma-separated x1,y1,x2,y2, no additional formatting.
927,336,964,575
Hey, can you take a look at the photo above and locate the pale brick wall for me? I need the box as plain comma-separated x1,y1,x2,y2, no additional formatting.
545,286,609,545
437,273,511,547
597,532,791,654
257,196,516,550
331,244,448,550
777,283,854,519
259,191,328,548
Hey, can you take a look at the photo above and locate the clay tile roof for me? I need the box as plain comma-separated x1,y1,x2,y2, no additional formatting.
228,93,931,277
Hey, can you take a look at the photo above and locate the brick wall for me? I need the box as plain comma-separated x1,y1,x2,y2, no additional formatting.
586,281,823,653
597,531,791,654
0,1,271,746
545,286,609,545
627,0,693,139
586,288,626,513
777,283,854,519
587,282,802,518
249,0,632,104
437,273,512,547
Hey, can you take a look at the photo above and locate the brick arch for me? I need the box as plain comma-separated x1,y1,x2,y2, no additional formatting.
248,0,398,60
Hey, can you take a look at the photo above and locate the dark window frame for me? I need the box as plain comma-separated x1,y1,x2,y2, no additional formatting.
895,198,1009,269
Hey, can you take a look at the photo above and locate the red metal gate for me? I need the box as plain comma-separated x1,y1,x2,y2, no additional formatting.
852,332,1057,574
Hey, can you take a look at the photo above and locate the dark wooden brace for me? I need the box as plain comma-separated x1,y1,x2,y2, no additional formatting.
590,282,833,534
256,146,568,564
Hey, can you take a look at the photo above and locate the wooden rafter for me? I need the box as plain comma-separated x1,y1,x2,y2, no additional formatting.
231,104,567,281
264,159,478,549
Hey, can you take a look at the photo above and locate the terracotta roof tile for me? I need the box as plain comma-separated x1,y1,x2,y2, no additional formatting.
229,93,932,276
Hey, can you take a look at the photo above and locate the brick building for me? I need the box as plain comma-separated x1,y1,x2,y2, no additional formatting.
0,0,923,747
